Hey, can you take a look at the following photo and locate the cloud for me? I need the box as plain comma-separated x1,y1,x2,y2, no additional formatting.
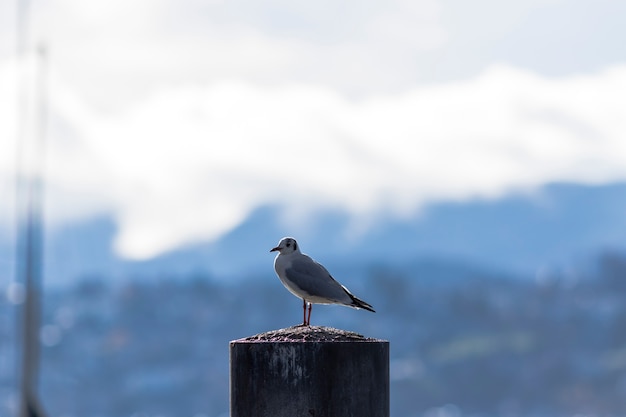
3,63,621,259
2,0,626,260
0,64,18,231
7,0,448,110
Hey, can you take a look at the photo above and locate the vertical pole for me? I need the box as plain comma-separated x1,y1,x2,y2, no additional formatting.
230,326,389,417
15,1,49,408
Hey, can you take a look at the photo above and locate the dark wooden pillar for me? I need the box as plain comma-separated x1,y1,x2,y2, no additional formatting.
230,326,389,417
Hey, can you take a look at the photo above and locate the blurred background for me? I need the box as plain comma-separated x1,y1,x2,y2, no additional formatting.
2,0,626,416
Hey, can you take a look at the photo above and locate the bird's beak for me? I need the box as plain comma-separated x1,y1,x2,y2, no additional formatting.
270,246,280,252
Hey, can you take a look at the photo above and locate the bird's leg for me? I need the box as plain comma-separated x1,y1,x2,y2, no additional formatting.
301,298,307,326
307,303,312,326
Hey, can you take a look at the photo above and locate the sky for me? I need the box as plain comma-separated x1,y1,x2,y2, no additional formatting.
1,0,626,260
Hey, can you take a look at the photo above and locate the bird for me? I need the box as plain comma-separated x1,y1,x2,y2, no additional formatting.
270,237,375,326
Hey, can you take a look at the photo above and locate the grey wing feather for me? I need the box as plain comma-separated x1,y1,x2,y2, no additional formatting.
284,257,350,302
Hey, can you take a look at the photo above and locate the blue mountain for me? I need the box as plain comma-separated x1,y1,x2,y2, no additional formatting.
33,182,626,285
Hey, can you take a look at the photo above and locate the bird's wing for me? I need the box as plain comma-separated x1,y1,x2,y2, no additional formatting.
284,256,350,302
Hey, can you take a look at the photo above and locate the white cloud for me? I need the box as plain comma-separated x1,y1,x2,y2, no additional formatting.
2,63,618,259
3,0,626,260
9,0,449,110
0,63,18,233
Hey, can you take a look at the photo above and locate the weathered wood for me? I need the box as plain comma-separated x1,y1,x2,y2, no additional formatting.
230,326,389,417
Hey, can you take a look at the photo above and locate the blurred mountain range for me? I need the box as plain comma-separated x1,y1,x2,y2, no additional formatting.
3,181,626,417
39,181,626,285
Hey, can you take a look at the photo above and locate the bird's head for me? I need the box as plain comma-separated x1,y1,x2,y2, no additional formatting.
270,237,300,255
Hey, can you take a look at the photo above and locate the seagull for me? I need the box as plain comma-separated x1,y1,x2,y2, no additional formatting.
270,237,375,326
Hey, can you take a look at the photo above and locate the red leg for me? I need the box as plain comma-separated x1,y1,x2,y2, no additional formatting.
302,298,307,326
307,303,312,326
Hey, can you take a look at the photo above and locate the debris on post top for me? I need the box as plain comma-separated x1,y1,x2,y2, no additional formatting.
230,326,389,417
238,325,379,342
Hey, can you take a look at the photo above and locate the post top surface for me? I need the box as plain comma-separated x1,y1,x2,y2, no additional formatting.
232,325,386,343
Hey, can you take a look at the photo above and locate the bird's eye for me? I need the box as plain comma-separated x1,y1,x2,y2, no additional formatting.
286,243,291,247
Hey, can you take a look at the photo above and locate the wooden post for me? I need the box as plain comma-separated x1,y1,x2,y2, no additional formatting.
230,326,389,417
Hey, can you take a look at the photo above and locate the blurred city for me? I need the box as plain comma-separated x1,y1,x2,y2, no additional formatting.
2,245,626,416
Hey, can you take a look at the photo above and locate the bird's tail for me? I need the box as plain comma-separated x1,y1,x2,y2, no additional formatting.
348,293,375,313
